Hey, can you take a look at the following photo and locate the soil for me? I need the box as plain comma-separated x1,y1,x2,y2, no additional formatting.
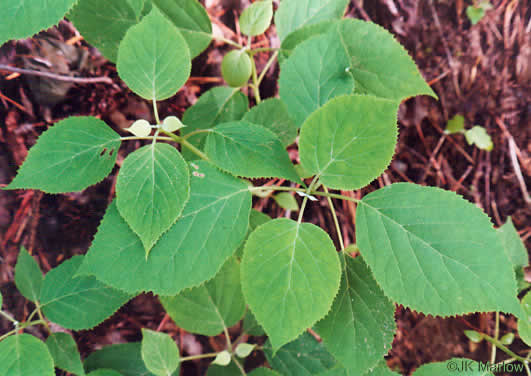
0,1,529,375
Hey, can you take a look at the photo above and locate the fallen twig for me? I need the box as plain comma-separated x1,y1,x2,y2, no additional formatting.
0,64,113,84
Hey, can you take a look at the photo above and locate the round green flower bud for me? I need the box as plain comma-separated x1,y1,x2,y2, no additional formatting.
221,49,252,88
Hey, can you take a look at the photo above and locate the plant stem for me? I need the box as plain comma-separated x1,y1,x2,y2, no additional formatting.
182,129,211,140
324,186,345,251
491,312,499,363
481,332,528,364
120,136,174,142
152,99,161,125
249,185,360,204
160,130,210,161
232,356,247,375
257,51,279,87
249,53,261,103
0,310,17,323
0,320,47,341
180,352,219,362
249,47,279,54
212,35,243,49
298,176,320,223
36,303,51,335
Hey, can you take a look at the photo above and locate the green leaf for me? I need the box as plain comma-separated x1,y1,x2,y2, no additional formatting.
445,115,465,134
221,50,253,88
212,351,231,366
46,332,86,376
464,126,493,151
466,1,492,25
274,193,299,211
117,7,191,101
299,95,398,190
40,256,132,330
0,0,77,46
264,332,338,375
126,119,152,137
152,0,212,58
249,368,281,376
356,183,522,317
159,257,245,336
236,209,272,260
235,343,255,358
85,343,176,376
116,143,190,255
367,362,401,376
0,334,55,376
205,121,300,183
518,290,531,346
413,358,494,375
182,87,248,160
274,0,349,41
314,256,396,375
242,98,298,147
279,20,337,62
5,117,121,193
497,217,528,268
240,0,273,37
14,247,43,303
68,0,144,62
78,161,251,295
206,361,240,376
141,329,180,376
242,308,265,336
241,218,341,351
279,33,355,127
87,370,123,376
464,330,483,343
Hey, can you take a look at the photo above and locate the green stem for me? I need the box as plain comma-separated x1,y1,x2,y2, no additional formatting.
491,312,499,363
298,176,320,223
160,130,210,161
180,352,219,362
249,47,279,55
249,185,360,204
0,310,17,324
232,356,247,375
36,303,51,335
0,320,47,341
212,35,243,49
182,129,211,140
249,53,261,103
324,186,345,251
120,136,174,142
481,333,528,364
152,99,160,125
257,51,279,87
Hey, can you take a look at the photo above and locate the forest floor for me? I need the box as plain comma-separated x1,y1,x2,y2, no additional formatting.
0,0,529,375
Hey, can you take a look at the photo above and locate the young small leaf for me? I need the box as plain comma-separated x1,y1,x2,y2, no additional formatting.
182,87,248,160
68,0,144,62
464,126,493,151
84,343,175,376
152,0,212,58
241,218,341,351
274,0,348,41
500,332,514,345
0,0,78,46
116,143,190,255
117,7,191,101
162,116,185,132
497,217,528,269
518,290,531,346
159,257,245,336
78,161,251,295
221,50,253,88
264,332,339,375
46,332,86,376
40,256,132,330
14,247,43,303
314,256,396,375
464,330,483,343
299,95,398,190
141,329,180,376
205,121,300,183
235,343,255,358
273,193,299,211
242,98,298,147
239,0,273,37
356,183,522,317
5,117,121,193
0,334,55,376
212,351,231,366
445,115,465,134
413,359,494,375
466,1,492,25
127,119,152,137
